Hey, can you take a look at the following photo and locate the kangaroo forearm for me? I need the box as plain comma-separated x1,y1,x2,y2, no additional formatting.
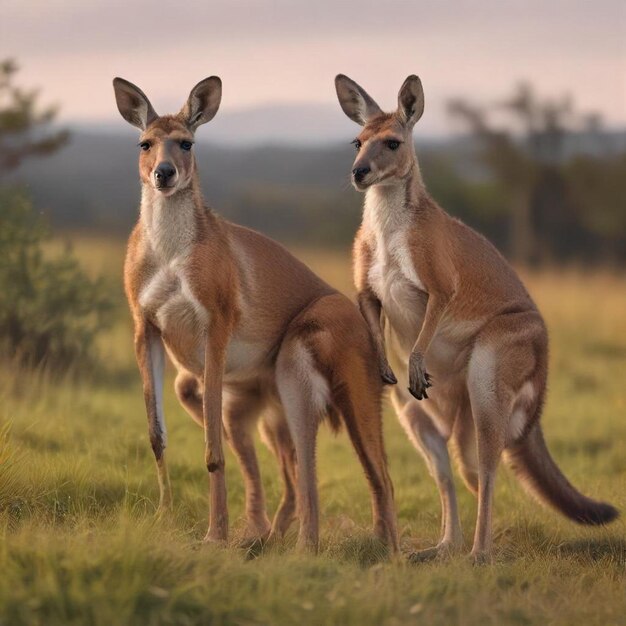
357,290,385,347
203,319,230,472
412,296,447,357
203,379,224,471
134,320,166,459
134,322,154,410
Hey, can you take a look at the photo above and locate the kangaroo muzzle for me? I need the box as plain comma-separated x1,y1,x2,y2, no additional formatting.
154,161,177,190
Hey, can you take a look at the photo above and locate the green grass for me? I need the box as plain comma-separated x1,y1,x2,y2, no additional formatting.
1,236,625,625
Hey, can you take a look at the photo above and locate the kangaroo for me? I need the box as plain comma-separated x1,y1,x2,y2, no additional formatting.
113,76,398,552
334,73,618,562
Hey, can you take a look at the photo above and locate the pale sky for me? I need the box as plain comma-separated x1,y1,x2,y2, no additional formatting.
3,0,625,140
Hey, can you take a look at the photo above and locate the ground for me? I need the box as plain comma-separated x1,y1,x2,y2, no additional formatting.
1,236,625,626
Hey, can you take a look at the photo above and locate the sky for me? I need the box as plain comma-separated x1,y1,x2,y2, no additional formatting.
3,0,625,143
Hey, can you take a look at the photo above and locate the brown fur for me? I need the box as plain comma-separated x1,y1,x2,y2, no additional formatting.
114,76,398,552
335,73,617,562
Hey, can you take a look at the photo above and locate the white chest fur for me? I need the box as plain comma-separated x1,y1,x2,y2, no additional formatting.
141,189,197,263
364,186,425,299
139,258,208,331
138,191,209,360
363,186,428,358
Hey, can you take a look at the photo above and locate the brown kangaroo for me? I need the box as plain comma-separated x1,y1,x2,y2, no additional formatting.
335,73,618,562
112,76,398,552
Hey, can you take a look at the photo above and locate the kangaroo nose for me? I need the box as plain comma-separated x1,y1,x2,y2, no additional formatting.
352,167,371,183
154,162,176,186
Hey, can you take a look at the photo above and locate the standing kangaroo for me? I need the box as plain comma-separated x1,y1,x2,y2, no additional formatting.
113,76,398,552
335,73,617,562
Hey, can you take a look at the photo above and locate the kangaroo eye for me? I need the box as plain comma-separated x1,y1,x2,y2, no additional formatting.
352,139,362,151
139,141,151,151
180,140,193,151
386,140,400,151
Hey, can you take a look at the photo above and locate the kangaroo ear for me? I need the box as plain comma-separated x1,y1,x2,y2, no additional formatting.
113,78,158,130
397,75,424,127
335,74,383,126
180,76,222,131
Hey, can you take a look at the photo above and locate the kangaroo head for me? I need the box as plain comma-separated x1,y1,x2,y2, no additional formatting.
113,76,222,197
335,74,424,190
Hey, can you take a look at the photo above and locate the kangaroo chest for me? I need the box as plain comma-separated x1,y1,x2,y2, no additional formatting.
139,256,209,373
136,200,270,379
363,190,481,379
137,196,212,374
364,189,427,355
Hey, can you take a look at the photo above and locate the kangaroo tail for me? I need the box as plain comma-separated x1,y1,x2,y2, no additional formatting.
504,423,618,525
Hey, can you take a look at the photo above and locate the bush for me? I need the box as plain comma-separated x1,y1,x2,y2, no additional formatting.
0,187,114,368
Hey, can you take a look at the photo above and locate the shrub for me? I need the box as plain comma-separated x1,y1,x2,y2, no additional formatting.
0,187,114,368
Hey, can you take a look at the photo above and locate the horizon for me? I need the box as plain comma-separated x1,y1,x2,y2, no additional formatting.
58,107,626,149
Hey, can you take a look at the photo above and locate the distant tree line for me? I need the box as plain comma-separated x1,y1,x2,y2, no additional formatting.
4,60,625,264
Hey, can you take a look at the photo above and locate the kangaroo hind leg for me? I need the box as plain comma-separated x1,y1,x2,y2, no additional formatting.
275,338,325,552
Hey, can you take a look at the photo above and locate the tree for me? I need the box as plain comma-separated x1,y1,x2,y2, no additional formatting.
0,59,69,173
448,91,535,263
0,188,114,367
447,83,618,264
0,60,113,368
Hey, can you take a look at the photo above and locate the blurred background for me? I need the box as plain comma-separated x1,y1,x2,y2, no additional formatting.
0,0,625,366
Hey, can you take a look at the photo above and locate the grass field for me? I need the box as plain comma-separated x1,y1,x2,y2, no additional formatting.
1,236,625,626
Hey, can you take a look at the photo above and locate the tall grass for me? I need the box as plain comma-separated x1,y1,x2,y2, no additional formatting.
0,237,624,625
